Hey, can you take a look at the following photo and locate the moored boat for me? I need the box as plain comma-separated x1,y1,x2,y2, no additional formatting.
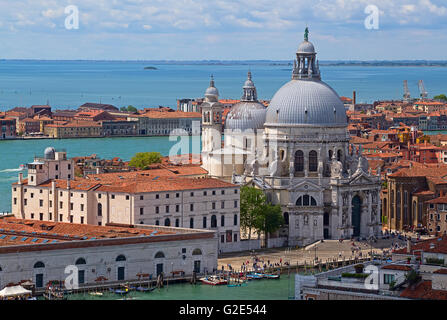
200,276,228,286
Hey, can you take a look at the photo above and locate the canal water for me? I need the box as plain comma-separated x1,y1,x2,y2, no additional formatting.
0,136,201,212
65,275,296,300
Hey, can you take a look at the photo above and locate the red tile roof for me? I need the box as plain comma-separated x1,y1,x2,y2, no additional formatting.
381,265,412,271
394,235,447,255
400,280,447,300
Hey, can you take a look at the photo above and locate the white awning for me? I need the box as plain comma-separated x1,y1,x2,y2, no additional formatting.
0,285,32,297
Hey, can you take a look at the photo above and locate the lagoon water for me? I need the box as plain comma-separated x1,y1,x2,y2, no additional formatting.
0,60,446,110
66,274,295,300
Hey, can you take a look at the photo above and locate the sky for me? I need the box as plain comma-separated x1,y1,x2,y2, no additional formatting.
0,0,446,60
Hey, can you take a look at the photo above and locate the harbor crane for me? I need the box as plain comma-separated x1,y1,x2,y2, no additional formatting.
403,80,411,102
418,80,428,99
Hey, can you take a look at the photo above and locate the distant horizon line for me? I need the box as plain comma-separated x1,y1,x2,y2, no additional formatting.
1,59,447,63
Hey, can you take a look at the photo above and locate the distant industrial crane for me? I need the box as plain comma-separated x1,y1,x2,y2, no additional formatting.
403,80,411,102
418,80,428,99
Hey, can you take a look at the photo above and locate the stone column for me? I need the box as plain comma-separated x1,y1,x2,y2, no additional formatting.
348,193,352,237
368,190,373,237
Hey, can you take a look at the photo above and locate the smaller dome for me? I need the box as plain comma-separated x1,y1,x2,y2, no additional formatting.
225,102,266,131
297,40,315,54
204,75,219,102
205,86,219,98
44,147,55,160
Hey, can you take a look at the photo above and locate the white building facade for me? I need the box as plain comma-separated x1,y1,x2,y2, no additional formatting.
201,29,382,246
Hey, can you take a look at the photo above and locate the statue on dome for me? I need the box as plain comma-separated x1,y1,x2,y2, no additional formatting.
304,27,309,41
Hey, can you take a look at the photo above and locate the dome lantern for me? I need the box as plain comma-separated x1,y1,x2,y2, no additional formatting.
204,75,219,102
293,27,321,81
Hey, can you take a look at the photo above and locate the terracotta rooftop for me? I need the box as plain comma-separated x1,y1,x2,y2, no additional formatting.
15,172,235,194
427,195,447,204
381,265,412,271
0,216,175,247
400,280,447,300
394,235,447,256
137,111,201,119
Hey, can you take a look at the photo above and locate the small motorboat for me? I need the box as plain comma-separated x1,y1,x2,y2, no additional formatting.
200,276,228,286
89,291,104,296
246,273,263,280
109,288,129,295
264,274,280,279
136,286,156,293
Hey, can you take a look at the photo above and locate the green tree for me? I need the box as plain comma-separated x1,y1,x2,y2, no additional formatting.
129,152,162,169
126,105,138,113
120,105,138,113
240,186,284,245
240,186,267,241
434,94,447,102
254,202,284,247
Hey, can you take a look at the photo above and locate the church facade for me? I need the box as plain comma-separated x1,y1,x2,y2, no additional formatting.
201,30,382,246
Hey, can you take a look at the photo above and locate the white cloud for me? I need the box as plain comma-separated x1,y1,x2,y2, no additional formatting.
0,0,445,59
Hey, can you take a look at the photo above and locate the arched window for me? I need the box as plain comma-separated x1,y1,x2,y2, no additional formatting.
97,203,102,217
234,214,238,226
155,251,165,259
303,195,310,206
337,150,342,162
284,212,289,225
192,249,202,256
221,215,225,227
34,261,45,268
211,215,217,228
294,151,304,172
280,150,285,161
328,149,333,160
75,258,86,265
396,191,401,219
164,218,170,227
116,255,126,262
309,150,318,172
296,195,317,207
190,217,194,229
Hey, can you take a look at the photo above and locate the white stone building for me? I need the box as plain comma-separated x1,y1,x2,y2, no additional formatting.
201,29,382,246
12,152,241,253
0,216,217,290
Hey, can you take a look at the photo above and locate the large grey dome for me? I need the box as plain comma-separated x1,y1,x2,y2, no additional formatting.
225,102,266,131
265,80,347,126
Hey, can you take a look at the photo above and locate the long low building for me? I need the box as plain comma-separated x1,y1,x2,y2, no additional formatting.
0,216,217,291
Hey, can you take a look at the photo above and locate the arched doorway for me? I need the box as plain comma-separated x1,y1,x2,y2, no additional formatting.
352,195,362,237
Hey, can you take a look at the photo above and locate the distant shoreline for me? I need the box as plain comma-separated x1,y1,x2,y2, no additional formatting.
1,59,447,67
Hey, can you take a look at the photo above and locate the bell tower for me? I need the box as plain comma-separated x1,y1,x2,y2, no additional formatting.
201,75,223,154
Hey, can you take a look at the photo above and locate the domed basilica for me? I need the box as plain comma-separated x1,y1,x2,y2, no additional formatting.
201,29,382,245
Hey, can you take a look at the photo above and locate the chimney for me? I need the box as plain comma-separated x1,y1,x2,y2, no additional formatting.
18,173,23,185
407,239,412,254
67,179,70,190
353,91,357,105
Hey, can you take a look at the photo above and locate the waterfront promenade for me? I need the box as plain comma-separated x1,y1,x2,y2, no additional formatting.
217,237,409,272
